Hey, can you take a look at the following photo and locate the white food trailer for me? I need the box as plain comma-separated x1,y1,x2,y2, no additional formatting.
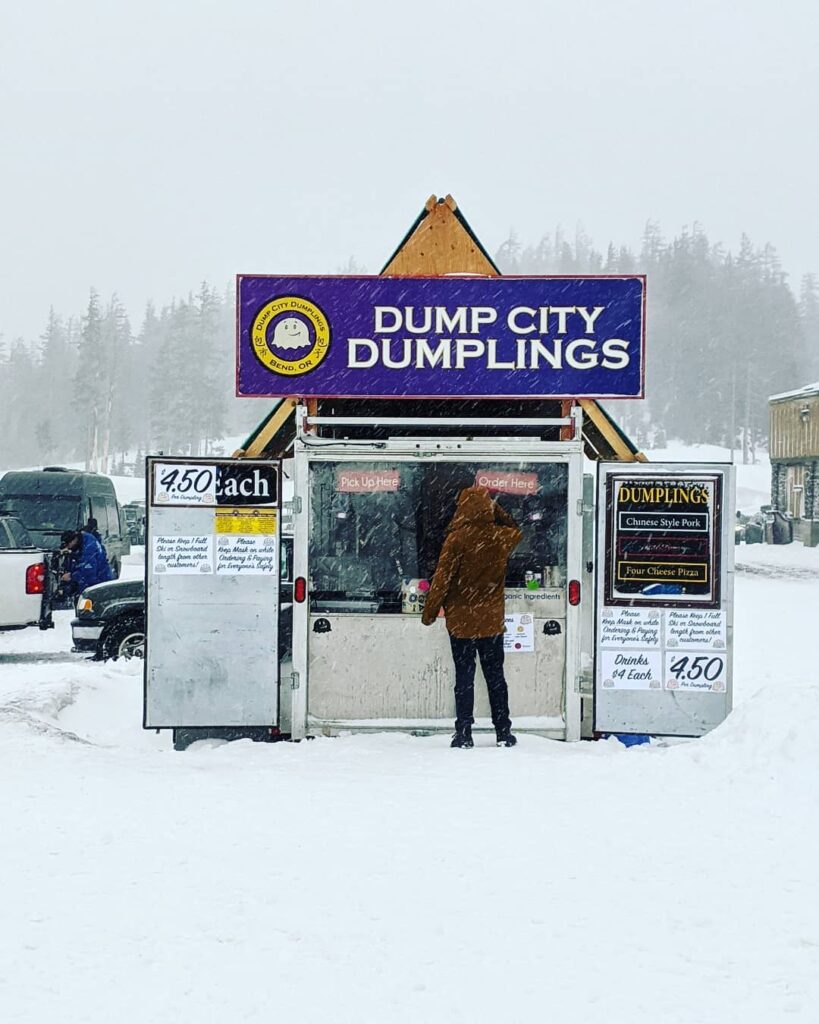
143,196,735,749
288,404,588,741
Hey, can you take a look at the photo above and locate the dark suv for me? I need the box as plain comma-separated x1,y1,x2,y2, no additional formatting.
71,536,294,661
0,468,131,577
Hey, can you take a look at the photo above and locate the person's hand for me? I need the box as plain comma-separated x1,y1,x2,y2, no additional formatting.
60,572,72,582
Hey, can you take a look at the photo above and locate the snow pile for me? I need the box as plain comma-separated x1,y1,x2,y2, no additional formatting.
2,550,819,1022
736,539,819,577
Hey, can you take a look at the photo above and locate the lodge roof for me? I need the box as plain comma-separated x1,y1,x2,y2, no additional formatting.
769,382,819,403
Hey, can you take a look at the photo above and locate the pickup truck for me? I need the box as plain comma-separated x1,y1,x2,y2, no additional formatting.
0,513,52,631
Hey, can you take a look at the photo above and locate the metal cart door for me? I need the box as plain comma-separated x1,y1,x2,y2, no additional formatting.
144,457,282,729
594,461,735,737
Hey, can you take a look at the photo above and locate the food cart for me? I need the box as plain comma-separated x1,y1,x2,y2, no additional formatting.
144,195,735,748
288,404,588,740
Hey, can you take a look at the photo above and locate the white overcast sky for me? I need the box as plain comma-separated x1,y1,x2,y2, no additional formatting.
1,0,817,341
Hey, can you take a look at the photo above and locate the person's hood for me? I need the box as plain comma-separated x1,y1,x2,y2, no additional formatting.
78,531,99,554
447,487,494,531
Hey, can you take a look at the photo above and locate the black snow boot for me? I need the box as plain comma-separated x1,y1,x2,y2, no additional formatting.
496,728,517,747
451,724,474,748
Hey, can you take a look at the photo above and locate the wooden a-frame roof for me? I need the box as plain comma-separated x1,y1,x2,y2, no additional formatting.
236,195,646,462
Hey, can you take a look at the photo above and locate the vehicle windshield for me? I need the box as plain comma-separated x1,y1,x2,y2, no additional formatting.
0,517,33,548
2,495,82,533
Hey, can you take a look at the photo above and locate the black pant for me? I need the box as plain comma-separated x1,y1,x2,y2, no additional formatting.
449,634,511,733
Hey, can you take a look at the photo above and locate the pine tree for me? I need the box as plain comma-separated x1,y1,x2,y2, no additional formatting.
799,274,819,379
98,296,132,473
39,308,79,460
3,341,40,466
34,420,57,460
73,290,105,470
193,282,227,455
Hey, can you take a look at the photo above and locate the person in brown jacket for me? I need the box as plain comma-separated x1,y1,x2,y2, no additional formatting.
421,486,522,748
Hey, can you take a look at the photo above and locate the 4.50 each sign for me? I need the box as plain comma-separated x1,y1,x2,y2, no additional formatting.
664,652,726,692
151,462,278,507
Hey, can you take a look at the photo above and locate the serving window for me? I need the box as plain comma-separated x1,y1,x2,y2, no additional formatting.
309,461,568,614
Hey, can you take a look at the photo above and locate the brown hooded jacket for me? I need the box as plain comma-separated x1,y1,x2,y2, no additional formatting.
421,487,522,639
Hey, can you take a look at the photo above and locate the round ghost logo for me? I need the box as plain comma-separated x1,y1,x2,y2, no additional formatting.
250,296,331,377
271,316,311,351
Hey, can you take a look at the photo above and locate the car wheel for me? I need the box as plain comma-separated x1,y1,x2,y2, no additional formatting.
101,616,145,661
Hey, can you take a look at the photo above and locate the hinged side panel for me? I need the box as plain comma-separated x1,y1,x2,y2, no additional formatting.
144,457,282,728
594,462,735,737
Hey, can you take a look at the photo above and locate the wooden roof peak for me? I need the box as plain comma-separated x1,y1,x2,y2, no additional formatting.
380,194,501,278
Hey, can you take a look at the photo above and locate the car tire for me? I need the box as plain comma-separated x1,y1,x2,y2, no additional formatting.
101,615,145,661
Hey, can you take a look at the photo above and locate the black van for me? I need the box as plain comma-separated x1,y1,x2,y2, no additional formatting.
0,468,131,577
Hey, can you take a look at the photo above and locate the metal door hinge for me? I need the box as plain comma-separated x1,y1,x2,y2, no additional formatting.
290,671,300,690
577,499,595,516
286,496,303,514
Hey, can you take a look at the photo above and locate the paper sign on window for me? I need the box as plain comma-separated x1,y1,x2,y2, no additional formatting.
336,469,400,493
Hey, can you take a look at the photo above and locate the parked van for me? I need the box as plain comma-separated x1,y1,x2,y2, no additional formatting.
0,468,131,577
122,502,146,545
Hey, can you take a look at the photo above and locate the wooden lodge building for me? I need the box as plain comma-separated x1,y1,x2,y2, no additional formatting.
769,382,819,546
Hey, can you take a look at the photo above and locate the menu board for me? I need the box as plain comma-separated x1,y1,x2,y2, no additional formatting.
605,473,722,607
595,463,734,738
503,613,535,653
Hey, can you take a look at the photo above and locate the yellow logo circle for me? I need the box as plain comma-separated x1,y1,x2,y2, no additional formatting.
250,296,331,376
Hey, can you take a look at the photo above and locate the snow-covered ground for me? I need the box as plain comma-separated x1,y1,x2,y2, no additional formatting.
1,537,818,1022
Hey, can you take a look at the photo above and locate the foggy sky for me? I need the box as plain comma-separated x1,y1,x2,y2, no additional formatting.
2,0,817,343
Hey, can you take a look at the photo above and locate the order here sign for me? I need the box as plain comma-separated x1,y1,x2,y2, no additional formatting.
236,275,645,399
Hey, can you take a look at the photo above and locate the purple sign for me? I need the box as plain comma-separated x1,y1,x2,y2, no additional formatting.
236,275,645,399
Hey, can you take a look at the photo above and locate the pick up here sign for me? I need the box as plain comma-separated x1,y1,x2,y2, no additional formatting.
236,276,645,399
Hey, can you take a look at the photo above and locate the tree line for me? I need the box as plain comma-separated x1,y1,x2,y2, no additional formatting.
0,284,261,473
495,223,819,459
1,223,817,471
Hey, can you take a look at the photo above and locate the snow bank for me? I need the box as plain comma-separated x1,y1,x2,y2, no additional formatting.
1,558,818,1022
